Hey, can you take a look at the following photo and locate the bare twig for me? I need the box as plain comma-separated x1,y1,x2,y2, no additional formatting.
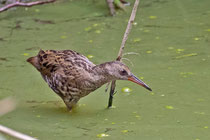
0,125,37,140
0,0,56,13
108,0,140,108
116,0,140,61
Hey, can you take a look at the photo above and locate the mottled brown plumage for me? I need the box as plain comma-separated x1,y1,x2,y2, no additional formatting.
27,49,151,110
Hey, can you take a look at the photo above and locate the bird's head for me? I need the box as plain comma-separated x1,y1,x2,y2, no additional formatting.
104,61,152,91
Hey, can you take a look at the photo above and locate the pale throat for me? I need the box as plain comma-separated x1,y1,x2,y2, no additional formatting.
89,64,113,88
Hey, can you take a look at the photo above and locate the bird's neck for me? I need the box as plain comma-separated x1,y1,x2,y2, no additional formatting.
90,62,113,88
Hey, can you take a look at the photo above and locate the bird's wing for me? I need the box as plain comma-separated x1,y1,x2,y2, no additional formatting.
37,49,95,77
37,49,95,97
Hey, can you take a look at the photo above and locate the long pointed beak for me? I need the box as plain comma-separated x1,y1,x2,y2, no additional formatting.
128,74,152,91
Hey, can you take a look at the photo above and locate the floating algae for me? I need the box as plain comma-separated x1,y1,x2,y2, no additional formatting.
87,55,94,59
97,133,109,138
149,16,157,19
175,53,197,59
122,87,132,93
165,105,174,109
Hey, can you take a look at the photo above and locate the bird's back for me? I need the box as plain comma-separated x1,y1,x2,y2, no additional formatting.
27,49,96,98
28,49,95,75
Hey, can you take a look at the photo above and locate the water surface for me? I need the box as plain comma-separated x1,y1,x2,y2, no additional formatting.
0,0,210,139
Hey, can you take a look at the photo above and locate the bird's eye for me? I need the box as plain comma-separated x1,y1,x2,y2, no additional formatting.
120,70,128,76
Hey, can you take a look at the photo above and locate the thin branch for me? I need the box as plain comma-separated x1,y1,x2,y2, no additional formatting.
0,0,56,13
108,81,116,107
0,125,37,140
108,0,140,108
116,0,140,61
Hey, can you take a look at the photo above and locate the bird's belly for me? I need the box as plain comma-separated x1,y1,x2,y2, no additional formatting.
42,73,105,100
42,75,77,97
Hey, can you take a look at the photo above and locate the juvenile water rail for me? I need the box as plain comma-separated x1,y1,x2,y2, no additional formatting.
27,49,152,110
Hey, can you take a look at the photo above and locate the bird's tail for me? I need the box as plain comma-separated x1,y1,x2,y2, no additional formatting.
27,56,41,71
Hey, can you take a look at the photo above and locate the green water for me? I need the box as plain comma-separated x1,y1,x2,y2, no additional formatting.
0,0,210,139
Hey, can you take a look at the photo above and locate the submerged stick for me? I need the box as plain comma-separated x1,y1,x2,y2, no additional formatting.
108,80,116,107
0,125,37,140
108,0,140,108
106,0,115,16
0,0,56,13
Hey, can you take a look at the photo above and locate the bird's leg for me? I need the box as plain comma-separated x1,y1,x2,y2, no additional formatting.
63,96,79,111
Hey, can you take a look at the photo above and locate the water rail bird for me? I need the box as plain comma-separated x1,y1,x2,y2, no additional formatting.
27,49,152,110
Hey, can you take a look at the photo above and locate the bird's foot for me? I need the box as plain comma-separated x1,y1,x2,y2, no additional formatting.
63,97,80,112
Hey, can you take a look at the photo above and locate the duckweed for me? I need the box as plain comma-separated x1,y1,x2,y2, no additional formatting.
165,105,174,109
121,130,128,133
23,53,29,56
122,87,132,93
87,55,94,59
149,16,157,19
97,133,109,138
